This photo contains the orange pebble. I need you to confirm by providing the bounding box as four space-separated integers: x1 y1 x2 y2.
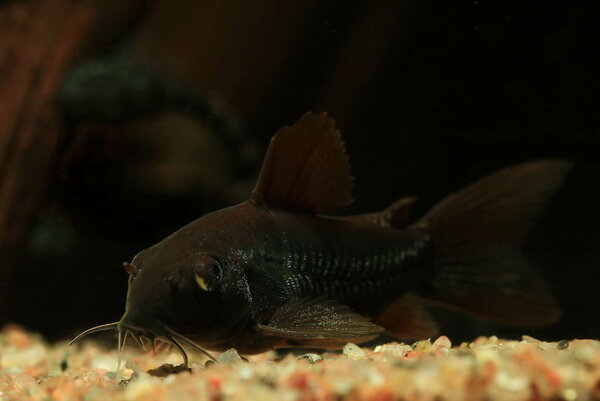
545 368 562 388
6 328 33 349
405 351 424 359
288 371 310 390
207 375 222 392
368 387 397 401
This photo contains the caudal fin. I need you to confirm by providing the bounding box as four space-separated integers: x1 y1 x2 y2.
414 160 572 326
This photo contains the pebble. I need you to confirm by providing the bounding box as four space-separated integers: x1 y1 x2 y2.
298 353 322 363
237 365 253 379
374 343 412 357
412 339 433 352
217 349 244 365
433 336 452 349
3 327 600 401
343 343 366 359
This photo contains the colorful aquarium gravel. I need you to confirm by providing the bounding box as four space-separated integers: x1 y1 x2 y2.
2 325 600 401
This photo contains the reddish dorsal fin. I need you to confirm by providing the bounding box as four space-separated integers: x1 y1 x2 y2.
252 113 354 213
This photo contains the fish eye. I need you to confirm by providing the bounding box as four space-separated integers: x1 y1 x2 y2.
194 255 222 291
210 261 222 279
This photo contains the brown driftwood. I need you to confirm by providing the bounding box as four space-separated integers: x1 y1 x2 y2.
0 0 151 320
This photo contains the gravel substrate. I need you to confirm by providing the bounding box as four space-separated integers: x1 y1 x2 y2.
1 325 599 401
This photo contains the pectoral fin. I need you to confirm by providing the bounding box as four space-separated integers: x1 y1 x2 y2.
256 298 383 344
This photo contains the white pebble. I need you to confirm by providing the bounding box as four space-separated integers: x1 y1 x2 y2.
374 343 412 357
238 365 253 379
433 336 452 349
343 343 366 359
298 353 322 363
217 348 244 365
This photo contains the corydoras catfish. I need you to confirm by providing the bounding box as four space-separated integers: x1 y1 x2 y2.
71 113 571 365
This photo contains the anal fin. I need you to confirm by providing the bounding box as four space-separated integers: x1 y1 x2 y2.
373 293 438 340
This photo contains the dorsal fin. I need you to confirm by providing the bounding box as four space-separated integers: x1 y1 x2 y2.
252 113 354 213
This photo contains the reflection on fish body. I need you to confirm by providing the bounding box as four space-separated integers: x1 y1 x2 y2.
71 113 572 364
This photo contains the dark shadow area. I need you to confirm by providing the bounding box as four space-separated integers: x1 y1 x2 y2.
0 0 598 345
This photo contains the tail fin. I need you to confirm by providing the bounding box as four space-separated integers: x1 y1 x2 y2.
414 160 572 326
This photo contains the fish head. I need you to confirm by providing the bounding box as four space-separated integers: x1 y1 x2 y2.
119 206 255 347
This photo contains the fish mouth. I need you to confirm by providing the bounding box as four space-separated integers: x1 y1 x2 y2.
68 316 217 367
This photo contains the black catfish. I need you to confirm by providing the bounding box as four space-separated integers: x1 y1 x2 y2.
71 113 571 364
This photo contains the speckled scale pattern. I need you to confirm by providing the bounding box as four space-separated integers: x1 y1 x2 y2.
277 233 431 304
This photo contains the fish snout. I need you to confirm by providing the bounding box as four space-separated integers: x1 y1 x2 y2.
118 310 167 338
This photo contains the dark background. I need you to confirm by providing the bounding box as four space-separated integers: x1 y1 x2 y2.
0 0 598 344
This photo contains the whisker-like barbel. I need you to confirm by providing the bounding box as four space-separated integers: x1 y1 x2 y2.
116 329 128 371
132 333 147 351
166 336 189 366
68 322 119 346
164 326 218 362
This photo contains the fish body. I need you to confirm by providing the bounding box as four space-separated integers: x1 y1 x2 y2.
124 200 430 353
72 113 572 361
